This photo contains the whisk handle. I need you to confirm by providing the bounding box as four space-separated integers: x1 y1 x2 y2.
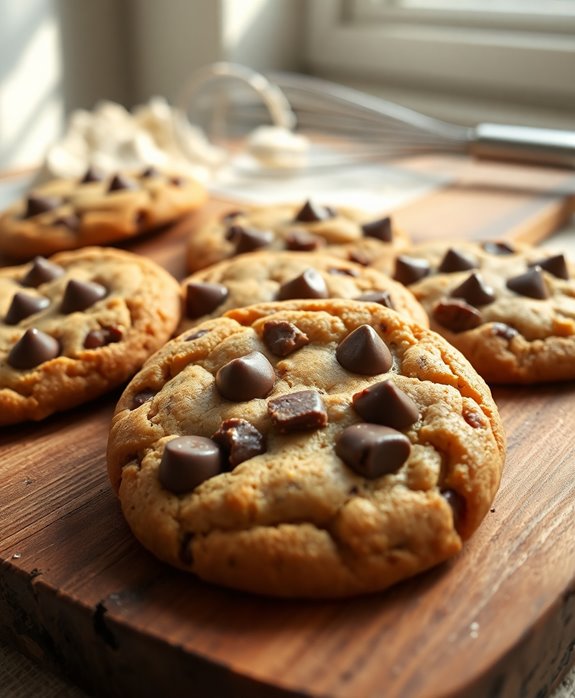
471 123 575 168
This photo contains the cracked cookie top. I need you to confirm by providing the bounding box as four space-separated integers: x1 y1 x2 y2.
107 299 504 598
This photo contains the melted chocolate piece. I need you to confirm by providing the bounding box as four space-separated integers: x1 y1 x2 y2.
293 200 334 223
394 256 431 286
185 282 228 319
23 194 61 219
491 322 518 341
21 257 65 287
352 380 419 430
131 389 156 409
7 328 60 369
53 213 81 231
506 267 548 299
285 230 325 251
335 424 411 479
108 174 137 192
482 241 515 256
215 351 275 401
226 225 273 254
433 299 482 333
158 436 222 494
441 489 466 531
450 272 495 307
361 216 392 242
438 248 477 273
336 325 392 375
277 268 328 300
268 390 328 433
61 279 107 313
262 320 309 357
354 290 394 309
5 293 50 324
81 167 104 183
529 254 569 280
212 418 265 468
84 325 123 348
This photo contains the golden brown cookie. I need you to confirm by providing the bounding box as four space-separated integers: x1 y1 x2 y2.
107 299 505 598
0 167 206 260
179 250 428 332
186 201 409 273
389 240 575 383
0 247 181 424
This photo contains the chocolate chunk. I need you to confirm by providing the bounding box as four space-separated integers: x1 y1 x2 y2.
361 216 392 242
491 322 518 340
335 424 411 479
21 257 65 287
293 200 334 223
53 213 81 231
84 325 123 348
328 267 359 277
268 390 328 433
185 282 228 319
336 325 392 375
170 176 184 187
262 320 309 357
23 194 61 219
222 210 243 222
352 380 419 430
7 328 60 369
212 418 265 468
185 328 210 342
81 167 104 183
438 248 477 273
285 229 325 251
131 389 156 409
394 256 431 286
482 241 515 256
529 254 569 280
450 272 495 307
5 293 50 324
433 299 482 333
141 166 160 178
226 225 273 254
348 250 370 266
277 268 328 300
441 489 466 530
61 279 107 313
158 436 222 494
463 409 485 429
354 290 394 309
216 351 275 401
506 267 548 299
108 174 137 192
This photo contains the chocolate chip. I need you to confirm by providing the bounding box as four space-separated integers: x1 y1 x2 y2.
268 390 328 433
81 167 104 183
185 329 210 342
5 293 50 324
482 241 515 255
216 351 275 401
529 254 569 280
354 290 394 309
441 489 466 531
226 225 273 254
222 210 243 222
394 256 431 285
108 174 137 192
328 267 359 277
84 325 123 348
361 216 392 242
491 322 518 340
141 166 160 178
170 176 184 187
335 424 411 479
262 320 309 357
450 272 495 307
285 230 325 251
61 279 107 313
352 380 419 430
185 282 228 319
506 267 548 299
348 250 370 266
463 409 485 428
23 194 61 219
336 325 392 375
158 436 222 494
293 200 334 223
212 418 265 468
21 257 65 287
433 299 482 333
131 389 156 409
438 248 477 273
277 268 328 300
7 328 60 369
53 213 81 231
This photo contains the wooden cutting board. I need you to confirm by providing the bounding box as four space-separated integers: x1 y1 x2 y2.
1 156 575 698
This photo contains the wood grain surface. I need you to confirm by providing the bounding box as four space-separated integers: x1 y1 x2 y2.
1 156 575 698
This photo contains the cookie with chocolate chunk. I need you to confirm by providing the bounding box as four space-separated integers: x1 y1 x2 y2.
185 201 409 273
0 167 206 260
0 247 180 424
389 241 575 383
179 250 428 332
107 298 504 598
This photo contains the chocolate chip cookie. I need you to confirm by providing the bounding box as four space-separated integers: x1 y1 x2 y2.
179 250 428 332
0 247 181 424
0 167 206 260
390 241 575 383
186 201 409 273
107 299 505 598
